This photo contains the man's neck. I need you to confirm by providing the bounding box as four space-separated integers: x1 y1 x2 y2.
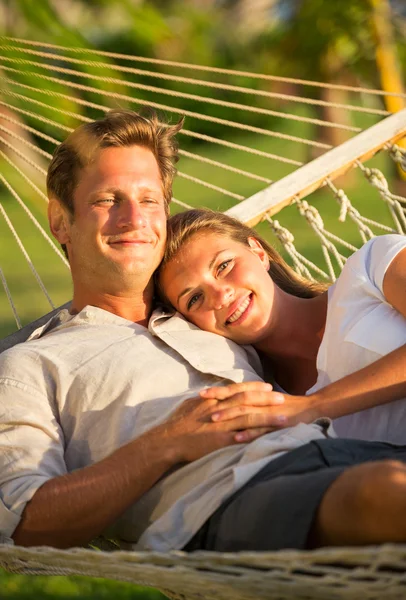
70 288 154 326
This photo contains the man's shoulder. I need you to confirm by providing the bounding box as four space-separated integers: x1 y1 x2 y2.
0 302 72 355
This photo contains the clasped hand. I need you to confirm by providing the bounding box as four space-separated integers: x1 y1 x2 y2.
200 381 319 443
164 381 319 463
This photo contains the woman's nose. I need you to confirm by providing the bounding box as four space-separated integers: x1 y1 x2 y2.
211 285 234 310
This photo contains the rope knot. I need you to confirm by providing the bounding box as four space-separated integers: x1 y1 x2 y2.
389 144 406 170
365 167 389 192
269 219 295 244
297 199 324 230
334 188 351 222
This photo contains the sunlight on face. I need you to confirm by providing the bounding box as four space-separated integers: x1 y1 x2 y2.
160 232 276 345
65 145 167 292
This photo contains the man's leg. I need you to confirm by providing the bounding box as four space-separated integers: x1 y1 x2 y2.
184 439 406 553
310 459 406 547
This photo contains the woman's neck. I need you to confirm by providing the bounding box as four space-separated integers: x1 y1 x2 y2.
254 289 328 394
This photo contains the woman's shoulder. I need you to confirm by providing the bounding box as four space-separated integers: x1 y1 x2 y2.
345 234 406 285
332 234 406 296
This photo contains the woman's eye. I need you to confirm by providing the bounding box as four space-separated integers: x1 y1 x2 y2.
187 293 201 310
218 260 232 273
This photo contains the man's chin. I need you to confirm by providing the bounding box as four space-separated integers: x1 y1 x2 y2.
106 256 161 279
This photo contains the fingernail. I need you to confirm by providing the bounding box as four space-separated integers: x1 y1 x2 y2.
264 383 273 389
273 394 285 405
277 415 287 424
200 389 209 396
211 413 220 421
235 432 245 442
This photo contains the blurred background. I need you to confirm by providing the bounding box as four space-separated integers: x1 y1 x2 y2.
0 0 405 597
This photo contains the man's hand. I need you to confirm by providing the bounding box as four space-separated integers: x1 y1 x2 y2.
200 382 319 443
161 389 275 463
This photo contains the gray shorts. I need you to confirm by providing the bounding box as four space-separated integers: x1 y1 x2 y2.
184 438 406 552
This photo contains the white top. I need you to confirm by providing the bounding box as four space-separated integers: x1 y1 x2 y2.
307 234 406 444
0 305 333 551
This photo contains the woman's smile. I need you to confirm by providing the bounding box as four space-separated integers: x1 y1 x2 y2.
160 232 275 344
225 293 253 326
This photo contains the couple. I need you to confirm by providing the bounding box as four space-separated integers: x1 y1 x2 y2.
0 108 405 554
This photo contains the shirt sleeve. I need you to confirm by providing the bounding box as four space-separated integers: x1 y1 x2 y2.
367 234 406 293
346 234 406 298
0 347 67 539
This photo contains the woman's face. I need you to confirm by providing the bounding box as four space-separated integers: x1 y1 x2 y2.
160 232 277 344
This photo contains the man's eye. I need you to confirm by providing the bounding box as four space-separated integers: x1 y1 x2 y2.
187 293 201 310
96 198 115 205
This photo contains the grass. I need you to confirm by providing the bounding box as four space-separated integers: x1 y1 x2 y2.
0 570 166 599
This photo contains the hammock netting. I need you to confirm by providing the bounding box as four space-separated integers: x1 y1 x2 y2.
0 35 406 599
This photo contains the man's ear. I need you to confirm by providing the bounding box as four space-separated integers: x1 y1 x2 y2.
248 237 270 271
48 198 71 245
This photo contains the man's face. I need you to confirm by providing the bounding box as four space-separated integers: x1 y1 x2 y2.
63 145 167 292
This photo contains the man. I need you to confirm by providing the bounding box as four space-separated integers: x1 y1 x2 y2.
1 108 406 553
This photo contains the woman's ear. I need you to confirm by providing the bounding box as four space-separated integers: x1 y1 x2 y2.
48 198 71 245
248 237 270 270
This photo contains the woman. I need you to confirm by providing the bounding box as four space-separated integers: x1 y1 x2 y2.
158 208 406 444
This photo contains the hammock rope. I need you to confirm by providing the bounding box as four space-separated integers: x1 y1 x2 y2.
0 266 21 329
1 64 331 153
0 100 275 184
0 77 305 166
0 156 69 266
3 35 406 100
0 51 363 132
0 51 390 121
0 113 261 203
2 543 406 600
0 197 54 309
0 134 47 176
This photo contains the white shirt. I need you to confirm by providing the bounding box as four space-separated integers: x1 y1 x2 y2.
307 234 406 443
0 305 333 551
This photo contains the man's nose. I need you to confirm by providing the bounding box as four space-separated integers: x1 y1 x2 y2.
117 201 146 229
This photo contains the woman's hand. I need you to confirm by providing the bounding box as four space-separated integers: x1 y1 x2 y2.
200 381 320 443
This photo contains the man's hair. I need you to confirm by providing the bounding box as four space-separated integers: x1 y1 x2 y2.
47 107 184 214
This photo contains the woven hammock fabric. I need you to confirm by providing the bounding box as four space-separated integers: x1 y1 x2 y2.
1 543 406 600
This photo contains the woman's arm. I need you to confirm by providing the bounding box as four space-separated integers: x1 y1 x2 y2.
200 344 405 440
201 247 406 439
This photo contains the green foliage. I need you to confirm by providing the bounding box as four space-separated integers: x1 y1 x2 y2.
0 568 166 599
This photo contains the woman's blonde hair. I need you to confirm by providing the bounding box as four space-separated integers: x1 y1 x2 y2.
158 208 328 302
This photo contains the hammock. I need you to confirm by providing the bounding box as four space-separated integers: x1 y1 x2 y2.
1 35 406 599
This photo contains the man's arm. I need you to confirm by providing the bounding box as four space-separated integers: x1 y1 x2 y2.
12 394 269 548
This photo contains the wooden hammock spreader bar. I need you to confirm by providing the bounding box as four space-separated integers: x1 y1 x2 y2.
226 109 406 227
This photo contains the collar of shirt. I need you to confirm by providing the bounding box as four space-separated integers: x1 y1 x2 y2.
28 304 264 384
